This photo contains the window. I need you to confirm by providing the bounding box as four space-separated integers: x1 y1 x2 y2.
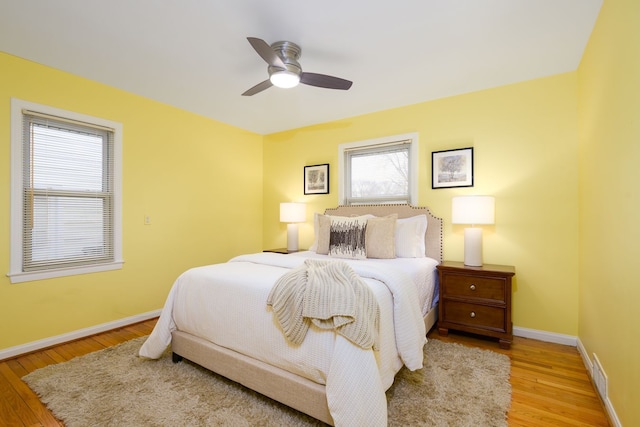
338 133 418 205
9 99 123 283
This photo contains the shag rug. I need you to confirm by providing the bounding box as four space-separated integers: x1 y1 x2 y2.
23 337 511 426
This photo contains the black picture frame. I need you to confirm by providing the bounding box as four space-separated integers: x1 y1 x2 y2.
304 164 330 195
432 147 474 189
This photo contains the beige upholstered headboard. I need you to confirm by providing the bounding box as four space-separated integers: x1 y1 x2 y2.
324 204 443 263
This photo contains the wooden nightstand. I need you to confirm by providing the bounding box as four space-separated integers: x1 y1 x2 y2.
437 261 515 349
263 248 300 254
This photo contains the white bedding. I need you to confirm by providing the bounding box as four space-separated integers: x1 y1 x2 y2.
139 252 438 426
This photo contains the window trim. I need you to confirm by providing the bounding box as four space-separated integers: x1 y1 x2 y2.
8 98 124 283
338 132 419 205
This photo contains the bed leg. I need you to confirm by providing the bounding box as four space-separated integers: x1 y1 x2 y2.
172 352 183 363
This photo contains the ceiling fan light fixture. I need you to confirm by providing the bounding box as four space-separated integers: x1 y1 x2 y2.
270 70 300 88
243 37 352 96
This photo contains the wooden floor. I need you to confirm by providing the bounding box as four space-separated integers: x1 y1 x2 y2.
0 319 610 427
428 329 611 427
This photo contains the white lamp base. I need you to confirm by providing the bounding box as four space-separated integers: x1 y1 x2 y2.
287 223 299 252
463 227 483 267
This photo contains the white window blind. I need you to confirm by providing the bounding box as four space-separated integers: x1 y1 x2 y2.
339 133 418 205
22 111 114 271
9 98 123 283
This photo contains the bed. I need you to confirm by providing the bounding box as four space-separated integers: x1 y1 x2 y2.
139 204 443 426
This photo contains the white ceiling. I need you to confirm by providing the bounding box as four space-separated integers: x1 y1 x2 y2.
0 1 602 135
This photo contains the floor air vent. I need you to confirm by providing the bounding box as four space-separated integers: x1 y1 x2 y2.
592 353 608 401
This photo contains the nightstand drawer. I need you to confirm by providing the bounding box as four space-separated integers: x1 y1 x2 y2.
442 300 506 331
441 274 506 303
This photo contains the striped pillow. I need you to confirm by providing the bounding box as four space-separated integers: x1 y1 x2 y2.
328 216 368 259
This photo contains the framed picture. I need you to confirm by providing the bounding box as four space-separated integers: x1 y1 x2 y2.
432 147 474 189
304 163 330 194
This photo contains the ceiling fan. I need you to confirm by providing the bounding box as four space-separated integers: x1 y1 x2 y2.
242 37 353 96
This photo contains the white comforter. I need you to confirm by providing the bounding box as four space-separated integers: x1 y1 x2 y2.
139 252 435 426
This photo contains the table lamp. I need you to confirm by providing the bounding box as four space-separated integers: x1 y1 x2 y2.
280 202 306 252
452 196 495 266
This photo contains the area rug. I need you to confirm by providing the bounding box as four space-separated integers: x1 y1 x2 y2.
23 337 511 426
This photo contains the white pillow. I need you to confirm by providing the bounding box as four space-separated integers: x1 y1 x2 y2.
395 215 428 258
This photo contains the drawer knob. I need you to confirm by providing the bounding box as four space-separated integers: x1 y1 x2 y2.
469 284 476 291
470 311 476 318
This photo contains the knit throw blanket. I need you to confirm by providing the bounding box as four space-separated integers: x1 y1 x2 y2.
267 259 380 350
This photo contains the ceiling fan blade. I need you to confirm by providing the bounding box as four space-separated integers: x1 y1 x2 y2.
242 79 273 96
247 37 286 69
300 72 353 90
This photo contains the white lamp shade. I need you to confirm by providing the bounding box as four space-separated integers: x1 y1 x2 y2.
280 202 306 223
280 202 305 252
452 196 495 225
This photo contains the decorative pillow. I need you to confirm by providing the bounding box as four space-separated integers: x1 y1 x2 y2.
395 214 428 258
311 213 374 254
328 216 368 259
309 212 320 252
315 214 332 254
365 214 397 259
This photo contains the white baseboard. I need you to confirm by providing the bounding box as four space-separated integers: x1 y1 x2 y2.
577 337 592 372
513 326 577 346
0 309 161 361
577 338 622 427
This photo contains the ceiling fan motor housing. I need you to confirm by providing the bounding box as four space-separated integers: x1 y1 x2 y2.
269 41 302 77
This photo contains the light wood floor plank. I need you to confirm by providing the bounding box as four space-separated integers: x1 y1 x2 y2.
0 362 62 427
0 370 33 427
91 332 122 348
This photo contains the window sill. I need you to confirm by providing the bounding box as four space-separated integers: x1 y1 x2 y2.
7 260 125 284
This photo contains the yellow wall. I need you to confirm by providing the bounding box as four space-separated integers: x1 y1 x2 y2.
264 72 580 335
0 52 264 350
578 0 640 424
4 7 637 420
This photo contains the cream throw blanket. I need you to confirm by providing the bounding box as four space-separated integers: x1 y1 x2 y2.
267 259 380 350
